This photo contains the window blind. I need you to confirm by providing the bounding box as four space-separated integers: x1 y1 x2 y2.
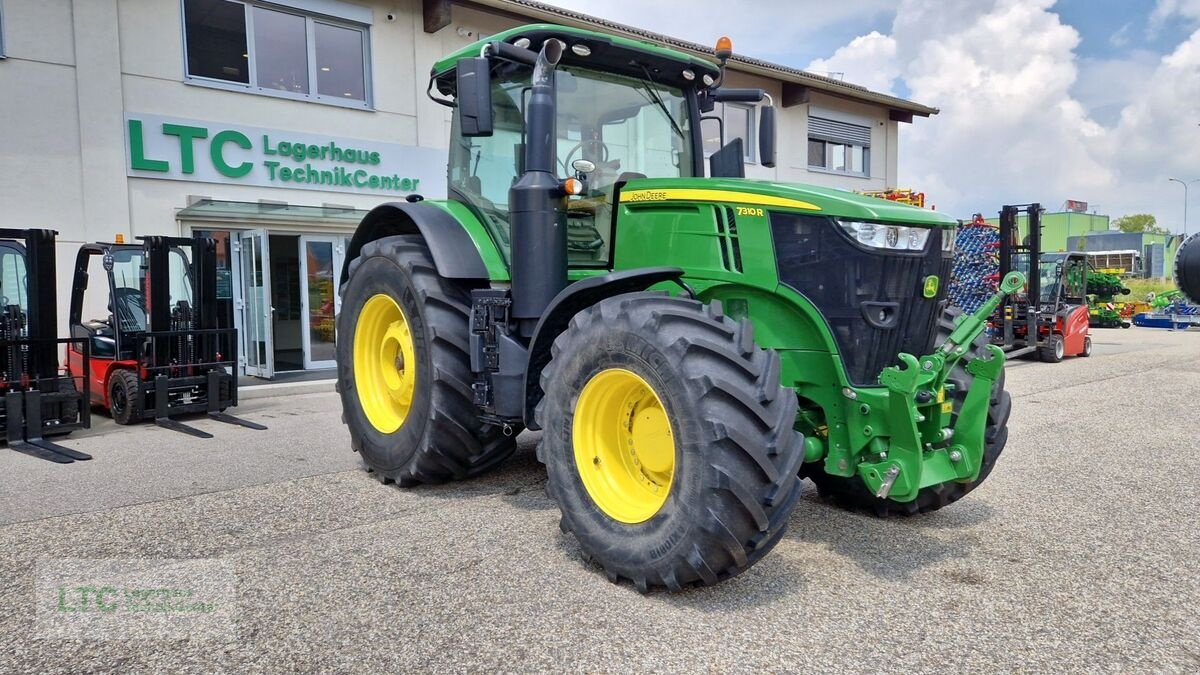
808 116 871 147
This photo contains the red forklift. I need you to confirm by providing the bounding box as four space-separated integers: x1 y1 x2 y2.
992 204 1092 362
66 235 266 438
0 229 92 463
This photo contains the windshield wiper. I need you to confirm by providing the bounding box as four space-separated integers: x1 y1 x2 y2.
637 64 686 141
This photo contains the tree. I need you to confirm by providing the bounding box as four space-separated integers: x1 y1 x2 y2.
1113 213 1170 235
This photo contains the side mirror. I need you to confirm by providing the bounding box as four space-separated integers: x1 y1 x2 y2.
456 58 493 137
759 105 776 168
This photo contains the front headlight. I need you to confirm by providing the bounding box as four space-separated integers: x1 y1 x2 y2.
942 226 957 254
837 220 931 251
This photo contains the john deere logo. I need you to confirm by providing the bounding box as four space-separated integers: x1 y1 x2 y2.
923 275 939 298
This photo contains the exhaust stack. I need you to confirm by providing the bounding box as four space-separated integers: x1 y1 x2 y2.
508 39 566 336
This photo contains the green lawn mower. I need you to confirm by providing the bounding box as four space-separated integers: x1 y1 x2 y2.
336 25 1022 591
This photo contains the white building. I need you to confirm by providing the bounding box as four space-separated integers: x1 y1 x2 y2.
0 0 938 377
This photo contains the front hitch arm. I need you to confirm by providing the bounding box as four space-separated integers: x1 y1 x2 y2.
940 271 1025 365
857 271 1025 502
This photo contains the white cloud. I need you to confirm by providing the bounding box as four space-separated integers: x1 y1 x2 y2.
811 0 1200 228
1110 21 1132 48
1072 50 1159 126
1104 29 1200 218
806 31 899 93
1150 0 1200 29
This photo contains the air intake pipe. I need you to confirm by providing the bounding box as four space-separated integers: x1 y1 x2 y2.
508 38 565 336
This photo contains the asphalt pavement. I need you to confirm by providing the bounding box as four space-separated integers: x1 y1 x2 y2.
1 327 1197 672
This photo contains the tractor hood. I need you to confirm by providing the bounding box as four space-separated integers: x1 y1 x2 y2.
618 178 956 227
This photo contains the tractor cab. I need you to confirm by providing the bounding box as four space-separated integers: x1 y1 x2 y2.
67 236 264 436
435 25 778 287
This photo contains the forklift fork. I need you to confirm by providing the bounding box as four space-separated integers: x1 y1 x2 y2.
146 371 267 437
204 370 267 430
150 373 213 438
5 390 91 463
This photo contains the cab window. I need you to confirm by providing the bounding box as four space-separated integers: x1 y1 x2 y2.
0 246 28 314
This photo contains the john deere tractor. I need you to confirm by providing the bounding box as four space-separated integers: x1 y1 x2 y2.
336 25 1021 591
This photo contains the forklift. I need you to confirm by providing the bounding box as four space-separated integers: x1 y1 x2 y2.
0 229 92 463
66 235 266 438
992 204 1092 362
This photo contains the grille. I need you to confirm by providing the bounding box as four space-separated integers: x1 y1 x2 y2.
770 212 950 385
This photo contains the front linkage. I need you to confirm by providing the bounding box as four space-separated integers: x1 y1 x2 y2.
822 272 1026 503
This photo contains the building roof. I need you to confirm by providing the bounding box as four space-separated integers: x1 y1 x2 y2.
460 0 939 117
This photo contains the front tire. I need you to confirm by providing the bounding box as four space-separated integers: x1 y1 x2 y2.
1039 334 1065 362
537 294 804 591
109 369 142 425
806 307 1012 516
336 236 515 486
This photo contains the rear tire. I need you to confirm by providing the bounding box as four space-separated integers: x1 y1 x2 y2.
336 235 515 486
537 294 804 591
805 307 1012 516
1039 334 1064 363
109 369 142 425
1081 336 1093 357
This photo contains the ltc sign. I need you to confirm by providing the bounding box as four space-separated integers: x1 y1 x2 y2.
124 113 446 198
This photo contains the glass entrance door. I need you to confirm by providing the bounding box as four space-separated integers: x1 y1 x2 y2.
299 236 344 369
238 229 275 378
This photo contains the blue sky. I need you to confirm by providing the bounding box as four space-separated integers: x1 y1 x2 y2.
543 0 1200 228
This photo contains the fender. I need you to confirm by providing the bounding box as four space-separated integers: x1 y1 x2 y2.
340 201 489 285
522 267 685 429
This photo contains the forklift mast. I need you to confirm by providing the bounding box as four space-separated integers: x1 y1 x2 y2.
141 235 220 365
0 228 92 463
998 204 1042 347
0 229 60 379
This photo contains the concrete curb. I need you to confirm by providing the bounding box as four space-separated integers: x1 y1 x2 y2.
239 379 336 400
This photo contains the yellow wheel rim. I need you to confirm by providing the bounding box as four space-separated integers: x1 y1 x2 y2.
572 368 676 523
354 294 417 434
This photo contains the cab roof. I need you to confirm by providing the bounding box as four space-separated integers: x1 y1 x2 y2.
431 23 721 89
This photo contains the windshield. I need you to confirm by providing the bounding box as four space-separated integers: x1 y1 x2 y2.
1037 259 1060 305
109 247 195 332
1038 254 1085 304
448 63 694 263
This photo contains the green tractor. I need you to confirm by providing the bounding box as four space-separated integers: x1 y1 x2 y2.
336 25 1022 591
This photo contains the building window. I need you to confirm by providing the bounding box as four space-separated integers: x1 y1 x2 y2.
702 103 756 162
808 115 871 177
182 0 371 108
